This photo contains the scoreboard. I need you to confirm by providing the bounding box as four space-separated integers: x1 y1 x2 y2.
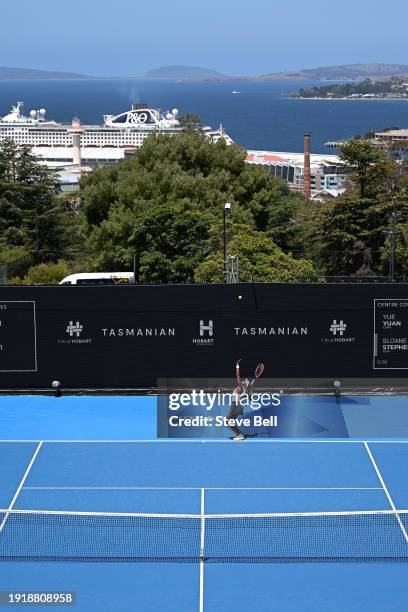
0 301 37 372
374 299 408 369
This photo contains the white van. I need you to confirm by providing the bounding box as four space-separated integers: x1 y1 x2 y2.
59 272 135 286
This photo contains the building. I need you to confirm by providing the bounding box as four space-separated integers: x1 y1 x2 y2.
55 167 93 194
310 188 346 202
246 150 346 194
374 129 408 144
33 145 129 167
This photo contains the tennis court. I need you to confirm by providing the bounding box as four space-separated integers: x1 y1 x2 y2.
1 425 408 611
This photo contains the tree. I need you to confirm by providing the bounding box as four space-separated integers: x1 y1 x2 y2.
313 196 374 275
81 133 298 237
339 139 393 199
9 260 72 285
305 138 408 277
0 139 71 259
311 148 408 277
178 113 202 132
380 222 408 279
195 228 317 283
90 202 214 283
80 132 307 281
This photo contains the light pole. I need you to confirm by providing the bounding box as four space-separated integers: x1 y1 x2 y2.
34 199 39 254
223 202 231 281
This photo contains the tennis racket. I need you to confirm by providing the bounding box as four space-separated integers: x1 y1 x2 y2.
250 363 265 386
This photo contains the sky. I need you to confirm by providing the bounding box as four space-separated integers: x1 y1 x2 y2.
1 0 407 77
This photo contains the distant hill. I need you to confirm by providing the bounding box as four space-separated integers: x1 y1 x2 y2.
0 66 91 80
260 63 408 81
145 65 228 79
3 62 407 82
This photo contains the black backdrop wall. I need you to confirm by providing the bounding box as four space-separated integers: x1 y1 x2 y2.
1 284 408 390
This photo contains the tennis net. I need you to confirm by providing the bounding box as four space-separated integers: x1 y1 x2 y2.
0 508 408 563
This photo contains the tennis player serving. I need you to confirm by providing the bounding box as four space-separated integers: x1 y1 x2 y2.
227 359 264 441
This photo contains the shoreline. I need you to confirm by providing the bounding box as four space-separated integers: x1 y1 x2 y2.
291 96 408 101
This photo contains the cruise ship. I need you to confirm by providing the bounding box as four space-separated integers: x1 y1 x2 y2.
0 101 233 166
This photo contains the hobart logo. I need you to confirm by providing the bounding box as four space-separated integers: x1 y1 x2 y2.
194 320 214 346
330 320 347 336
200 320 213 337
58 320 92 345
321 319 354 344
66 321 83 337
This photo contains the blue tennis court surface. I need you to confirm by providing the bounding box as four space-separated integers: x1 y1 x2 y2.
0 439 408 610
1 396 408 610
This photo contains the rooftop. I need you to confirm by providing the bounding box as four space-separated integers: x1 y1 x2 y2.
375 129 408 138
247 150 342 168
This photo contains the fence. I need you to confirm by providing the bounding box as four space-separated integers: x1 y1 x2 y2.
1 283 408 390
0 254 34 284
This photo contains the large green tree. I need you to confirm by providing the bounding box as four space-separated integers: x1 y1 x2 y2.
91 201 214 283
0 139 73 260
313 195 377 275
82 133 301 236
195 228 317 283
311 141 408 277
339 139 394 199
81 132 310 282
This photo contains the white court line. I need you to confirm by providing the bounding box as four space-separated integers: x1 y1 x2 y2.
2 508 407 519
0 441 43 533
1 439 408 444
22 486 383 491
199 488 205 612
364 442 408 544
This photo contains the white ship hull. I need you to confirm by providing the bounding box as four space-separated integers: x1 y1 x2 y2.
0 102 233 161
